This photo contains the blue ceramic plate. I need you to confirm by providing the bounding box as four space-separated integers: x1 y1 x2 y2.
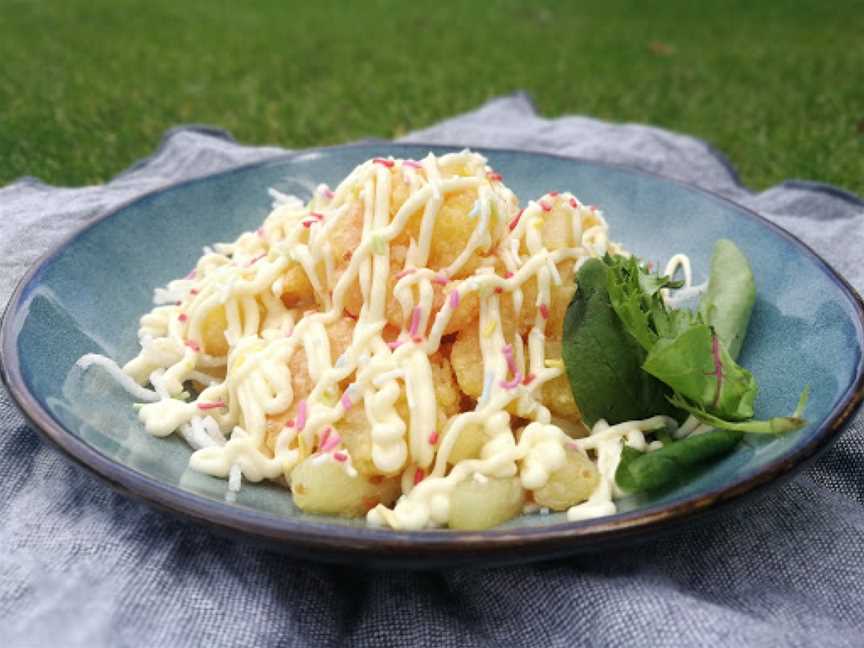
3 144 863 567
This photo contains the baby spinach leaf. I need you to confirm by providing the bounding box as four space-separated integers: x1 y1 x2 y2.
642 324 757 421
615 429 744 493
699 239 755 360
562 258 679 426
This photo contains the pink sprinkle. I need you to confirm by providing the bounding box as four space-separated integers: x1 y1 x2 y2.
409 306 423 337
449 291 460 310
197 400 225 411
539 200 552 212
387 339 404 350
402 160 423 170
296 400 308 431
185 340 201 352
523 372 535 385
566 441 580 451
414 468 425 485
256 227 265 238
285 419 295 428
500 371 523 390
301 213 325 228
245 253 265 267
321 432 342 453
333 452 348 462
569 197 580 209
428 431 439 445
320 186 335 199
373 158 394 168
508 208 524 231
589 205 598 212
189 288 199 295
502 344 518 375
487 171 503 182
412 336 424 344
495 287 503 294
539 303 550 320
340 392 353 410
185 269 197 280
395 267 416 279
504 271 514 279
319 426 331 449
178 313 188 323
548 191 559 197
432 272 449 286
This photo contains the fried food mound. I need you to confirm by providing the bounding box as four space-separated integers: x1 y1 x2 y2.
125 151 623 530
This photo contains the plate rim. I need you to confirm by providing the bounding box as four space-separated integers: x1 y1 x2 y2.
3 142 864 561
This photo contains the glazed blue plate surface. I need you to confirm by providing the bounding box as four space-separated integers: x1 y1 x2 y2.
3 143 863 567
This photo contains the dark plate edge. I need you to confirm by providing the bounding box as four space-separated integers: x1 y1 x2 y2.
2 142 864 564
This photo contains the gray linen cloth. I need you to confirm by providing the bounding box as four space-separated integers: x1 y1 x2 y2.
2 94 864 647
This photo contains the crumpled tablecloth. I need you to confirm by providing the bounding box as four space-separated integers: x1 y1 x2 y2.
2 93 863 647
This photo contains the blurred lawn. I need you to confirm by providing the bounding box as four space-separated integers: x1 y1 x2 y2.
1 0 862 193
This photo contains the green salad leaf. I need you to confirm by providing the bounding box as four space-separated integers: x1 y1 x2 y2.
668 386 809 434
642 324 758 421
562 239 808 494
562 258 679 427
606 254 687 351
698 239 756 360
615 429 744 493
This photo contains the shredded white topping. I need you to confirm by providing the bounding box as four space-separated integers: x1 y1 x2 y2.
76 354 160 402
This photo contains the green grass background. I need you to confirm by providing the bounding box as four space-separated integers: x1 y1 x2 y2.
1 0 862 193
